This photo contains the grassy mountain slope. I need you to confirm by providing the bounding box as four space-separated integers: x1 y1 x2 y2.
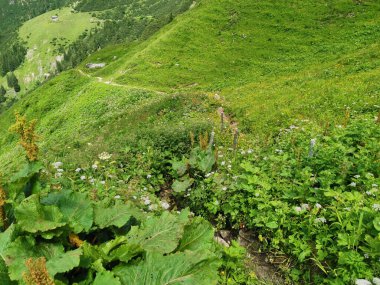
0 7 97 92
90 0 380 133
1 0 380 173
0 0 71 48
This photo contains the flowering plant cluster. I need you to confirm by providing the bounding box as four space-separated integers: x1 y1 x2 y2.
171 115 379 284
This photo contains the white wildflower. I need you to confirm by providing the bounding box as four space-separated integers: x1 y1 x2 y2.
52 162 63 169
228 164 232 168
373 184 378 188
354 175 361 179
132 196 137 199
148 204 158 211
294 206 302 213
218 154 224 158
275 149 283 154
314 217 327 224
301 203 310 211
309 138 316 157
241 150 246 155
89 178 95 184
114 195 121 199
75 168 81 172
55 173 62 178
289 125 298 130
142 196 151 205
147 174 152 179
161 201 170 210
247 149 253 154
373 204 380 212
80 175 86 180
364 253 369 259
100 181 106 185
315 203 322 209
92 164 98 170
355 279 372 285
349 182 356 187
98 152 112 160
221 161 226 166
222 187 227 191
205 173 212 178
57 168 64 173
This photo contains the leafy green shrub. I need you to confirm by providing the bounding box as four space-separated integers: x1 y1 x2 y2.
0 187 220 284
164 114 380 284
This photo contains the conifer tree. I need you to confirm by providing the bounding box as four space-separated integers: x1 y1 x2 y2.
0 85 6 103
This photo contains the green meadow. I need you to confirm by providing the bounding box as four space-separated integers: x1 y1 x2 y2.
0 1 379 283
0 7 97 93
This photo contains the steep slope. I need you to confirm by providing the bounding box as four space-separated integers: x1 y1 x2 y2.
1 0 380 173
90 0 380 133
0 7 98 92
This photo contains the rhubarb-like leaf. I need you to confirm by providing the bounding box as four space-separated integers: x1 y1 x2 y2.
3 236 63 281
42 190 93 233
126 209 189 254
14 195 65 233
94 271 121 285
177 217 214 252
46 248 82 276
113 251 219 285
94 201 140 229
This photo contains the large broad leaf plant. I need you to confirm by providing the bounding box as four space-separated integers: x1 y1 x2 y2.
0 184 219 284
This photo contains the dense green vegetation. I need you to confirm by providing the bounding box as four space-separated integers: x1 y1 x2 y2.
58 0 193 72
0 0 379 284
0 0 71 74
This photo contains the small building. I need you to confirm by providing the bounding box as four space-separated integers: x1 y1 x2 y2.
86 63 106 69
51 15 59 22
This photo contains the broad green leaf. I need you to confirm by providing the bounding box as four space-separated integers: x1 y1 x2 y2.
14 195 65 233
10 162 43 183
265 221 278 229
3 236 63 281
42 190 93 233
108 243 143 263
0 225 18 284
80 242 106 268
46 248 82 277
113 251 219 285
127 210 189 254
171 159 188 176
87 237 143 264
94 271 121 285
0 259 14 285
178 217 214 252
172 177 193 193
374 217 380 231
94 201 139 229
7 162 43 200
0 224 17 256
197 150 216 173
